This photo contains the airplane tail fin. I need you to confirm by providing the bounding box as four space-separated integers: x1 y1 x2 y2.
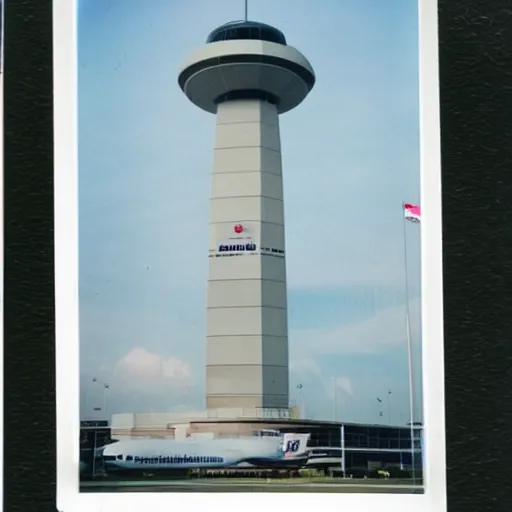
282 433 310 458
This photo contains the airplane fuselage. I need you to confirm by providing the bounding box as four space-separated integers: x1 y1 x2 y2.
103 434 309 472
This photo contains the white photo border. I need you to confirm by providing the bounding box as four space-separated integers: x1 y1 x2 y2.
0 9 4 503
54 0 446 510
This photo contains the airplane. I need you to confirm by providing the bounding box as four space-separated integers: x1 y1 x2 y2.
102 432 310 472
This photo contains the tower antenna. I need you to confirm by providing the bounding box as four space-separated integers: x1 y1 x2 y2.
244 0 248 21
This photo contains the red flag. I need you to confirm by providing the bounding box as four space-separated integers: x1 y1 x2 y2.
403 203 421 223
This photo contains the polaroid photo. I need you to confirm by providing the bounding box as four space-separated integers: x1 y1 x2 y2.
54 0 446 510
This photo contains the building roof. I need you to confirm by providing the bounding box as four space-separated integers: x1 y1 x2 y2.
190 417 422 430
108 411 422 431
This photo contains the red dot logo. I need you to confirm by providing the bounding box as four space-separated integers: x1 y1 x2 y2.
234 224 243 234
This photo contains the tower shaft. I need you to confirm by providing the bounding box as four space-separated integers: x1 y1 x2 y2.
206 99 289 411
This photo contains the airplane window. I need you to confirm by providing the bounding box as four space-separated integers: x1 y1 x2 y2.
116 454 123 460
126 455 133 461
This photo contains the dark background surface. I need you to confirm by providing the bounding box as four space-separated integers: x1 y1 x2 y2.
3 0 512 511
438 3 512 511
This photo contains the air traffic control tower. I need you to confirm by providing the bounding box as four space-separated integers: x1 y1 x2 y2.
179 21 315 414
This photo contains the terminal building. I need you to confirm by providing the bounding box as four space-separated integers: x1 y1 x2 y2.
80 410 423 478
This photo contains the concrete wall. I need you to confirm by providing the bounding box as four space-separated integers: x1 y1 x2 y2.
188 421 287 437
206 99 289 410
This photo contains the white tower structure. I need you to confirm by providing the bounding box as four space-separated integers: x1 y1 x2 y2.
179 21 315 414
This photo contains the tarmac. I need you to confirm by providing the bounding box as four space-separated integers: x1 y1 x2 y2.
80 479 425 494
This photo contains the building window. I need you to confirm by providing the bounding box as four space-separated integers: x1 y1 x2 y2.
207 22 287 46
369 437 380 448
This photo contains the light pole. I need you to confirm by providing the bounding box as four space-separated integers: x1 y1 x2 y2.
296 384 304 419
376 397 383 423
103 383 110 422
90 377 98 420
91 429 97 479
387 389 392 425
83 385 89 420
91 377 110 420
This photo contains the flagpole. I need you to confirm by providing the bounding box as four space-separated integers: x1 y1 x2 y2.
402 202 416 485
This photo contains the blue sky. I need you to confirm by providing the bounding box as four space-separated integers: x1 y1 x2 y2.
78 0 422 425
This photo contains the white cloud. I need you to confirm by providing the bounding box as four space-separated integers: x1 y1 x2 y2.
290 357 324 381
292 297 421 356
80 348 198 418
116 347 192 384
334 376 353 396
